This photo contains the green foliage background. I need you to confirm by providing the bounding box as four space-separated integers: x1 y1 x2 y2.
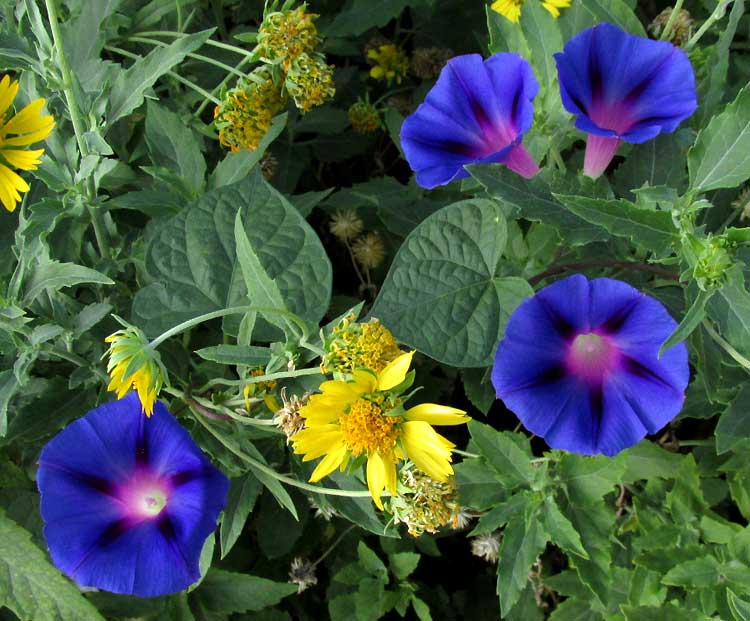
3 0 750 619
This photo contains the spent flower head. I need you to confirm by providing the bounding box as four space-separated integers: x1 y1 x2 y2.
649 7 695 46
471 533 501 564
410 47 454 80
292 351 470 509
273 387 310 441
348 101 381 134
285 53 336 113
104 320 167 416
389 466 462 537
321 315 402 375
256 3 319 71
0 75 55 212
289 557 318 593
329 208 365 241
352 232 386 270
214 71 287 152
367 44 409 85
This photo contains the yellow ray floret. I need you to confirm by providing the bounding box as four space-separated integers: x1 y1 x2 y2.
291 351 469 509
0 74 55 213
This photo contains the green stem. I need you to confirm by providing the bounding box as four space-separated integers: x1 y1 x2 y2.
148 305 309 349
188 404 374 498
196 366 322 392
45 348 109 382
702 319 750 372
105 45 221 104
685 0 734 51
660 0 685 41
127 36 249 80
452 448 479 459
45 0 111 260
135 30 255 58
678 439 714 447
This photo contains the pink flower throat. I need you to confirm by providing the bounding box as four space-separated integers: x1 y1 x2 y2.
565 332 620 382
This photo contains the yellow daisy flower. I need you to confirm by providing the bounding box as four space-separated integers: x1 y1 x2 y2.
490 0 571 22
291 351 470 509
104 324 166 416
0 75 55 213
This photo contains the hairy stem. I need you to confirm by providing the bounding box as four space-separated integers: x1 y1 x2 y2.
528 261 679 288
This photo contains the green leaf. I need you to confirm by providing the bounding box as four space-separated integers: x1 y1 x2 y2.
553 194 677 252
132 171 331 337
662 556 721 588
621 441 682 483
469 165 608 246
22 261 113 305
326 0 411 36
370 198 533 367
357 541 388 580
195 345 271 367
689 85 750 192
659 289 713 356
193 569 297 614
580 0 645 35
454 458 507 511
145 101 206 194
234 210 289 333
0 511 104 621
520 2 562 102
557 453 626 506
542 497 588 559
728 588 750 621
468 422 534 488
707 266 750 357
622 604 713 621
220 473 262 559
471 491 531 536
389 552 420 580
497 515 548 616
208 114 288 189
716 384 750 454
107 30 214 125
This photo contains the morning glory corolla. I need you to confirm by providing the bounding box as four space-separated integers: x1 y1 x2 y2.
554 23 697 178
401 53 540 189
492 275 690 456
37 393 229 597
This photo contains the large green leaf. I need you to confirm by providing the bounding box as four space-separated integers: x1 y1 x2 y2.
707 266 750 357
21 261 114 305
145 101 206 194
219 473 262 559
469 165 608 246
132 171 332 336
325 0 412 36
520 2 562 102
0 512 104 621
370 198 533 367
716 384 750 455
553 194 677 252
192 569 297 614
106 30 213 125
468 422 534 489
689 85 750 192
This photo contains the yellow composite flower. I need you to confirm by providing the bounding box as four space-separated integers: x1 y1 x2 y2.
0 75 55 212
490 0 571 22
291 352 470 509
104 326 166 416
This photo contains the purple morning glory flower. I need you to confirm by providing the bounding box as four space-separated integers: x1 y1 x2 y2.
400 53 540 189
554 23 697 179
37 393 229 597
491 275 689 456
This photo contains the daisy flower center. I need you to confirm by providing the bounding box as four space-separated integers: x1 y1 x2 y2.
340 398 400 456
566 332 620 382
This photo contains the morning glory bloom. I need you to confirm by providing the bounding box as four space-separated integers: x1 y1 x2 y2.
491 275 689 456
37 393 229 597
554 23 697 179
400 53 540 189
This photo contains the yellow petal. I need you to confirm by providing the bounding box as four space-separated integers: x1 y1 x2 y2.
4 123 55 147
4 99 52 135
309 440 347 482
318 379 361 403
293 426 345 460
404 403 470 426
377 351 414 391
401 420 455 481
366 452 388 510
0 76 18 119
0 163 26 212
351 369 377 394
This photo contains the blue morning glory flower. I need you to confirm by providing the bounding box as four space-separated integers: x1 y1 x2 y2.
491 275 689 456
554 23 697 179
37 393 229 597
400 53 540 189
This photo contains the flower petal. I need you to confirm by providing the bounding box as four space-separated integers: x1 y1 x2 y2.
1 148 44 171
378 351 414 391
0 75 19 119
293 426 345 461
366 452 388 510
404 403 470 426
308 440 347 482
401 421 454 481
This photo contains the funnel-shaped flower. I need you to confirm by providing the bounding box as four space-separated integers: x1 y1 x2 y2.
491 275 689 456
37 393 229 597
401 53 540 189
554 23 697 179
